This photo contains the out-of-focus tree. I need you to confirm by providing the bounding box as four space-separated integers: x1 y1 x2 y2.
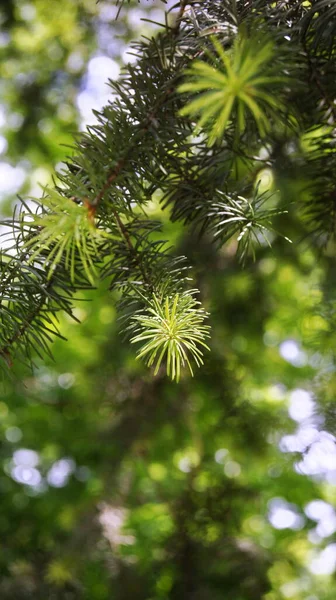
0 1 336 599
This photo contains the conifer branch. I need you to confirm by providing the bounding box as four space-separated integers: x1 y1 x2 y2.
2 0 336 378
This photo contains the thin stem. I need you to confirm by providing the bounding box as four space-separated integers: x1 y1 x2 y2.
92 158 126 207
172 0 190 33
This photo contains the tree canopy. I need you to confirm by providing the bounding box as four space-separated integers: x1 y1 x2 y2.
0 1 336 598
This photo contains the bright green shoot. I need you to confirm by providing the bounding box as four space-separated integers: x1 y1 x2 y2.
130 292 210 382
23 189 104 284
179 31 289 145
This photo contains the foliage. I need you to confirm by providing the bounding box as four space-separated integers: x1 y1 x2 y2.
206 184 292 263
0 0 319 379
22 190 106 284
0 1 336 599
130 291 210 380
179 31 291 145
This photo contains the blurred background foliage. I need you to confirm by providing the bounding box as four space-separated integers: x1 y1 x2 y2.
0 1 336 599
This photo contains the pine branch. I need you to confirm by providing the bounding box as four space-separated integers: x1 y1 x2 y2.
0 9 209 377
2 0 336 378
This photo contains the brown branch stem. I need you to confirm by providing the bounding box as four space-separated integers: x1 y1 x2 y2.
172 0 190 33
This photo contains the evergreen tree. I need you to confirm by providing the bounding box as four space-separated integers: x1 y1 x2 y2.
1 2 336 597
2 0 336 382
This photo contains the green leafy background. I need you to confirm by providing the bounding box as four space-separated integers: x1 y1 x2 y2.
0 1 336 599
